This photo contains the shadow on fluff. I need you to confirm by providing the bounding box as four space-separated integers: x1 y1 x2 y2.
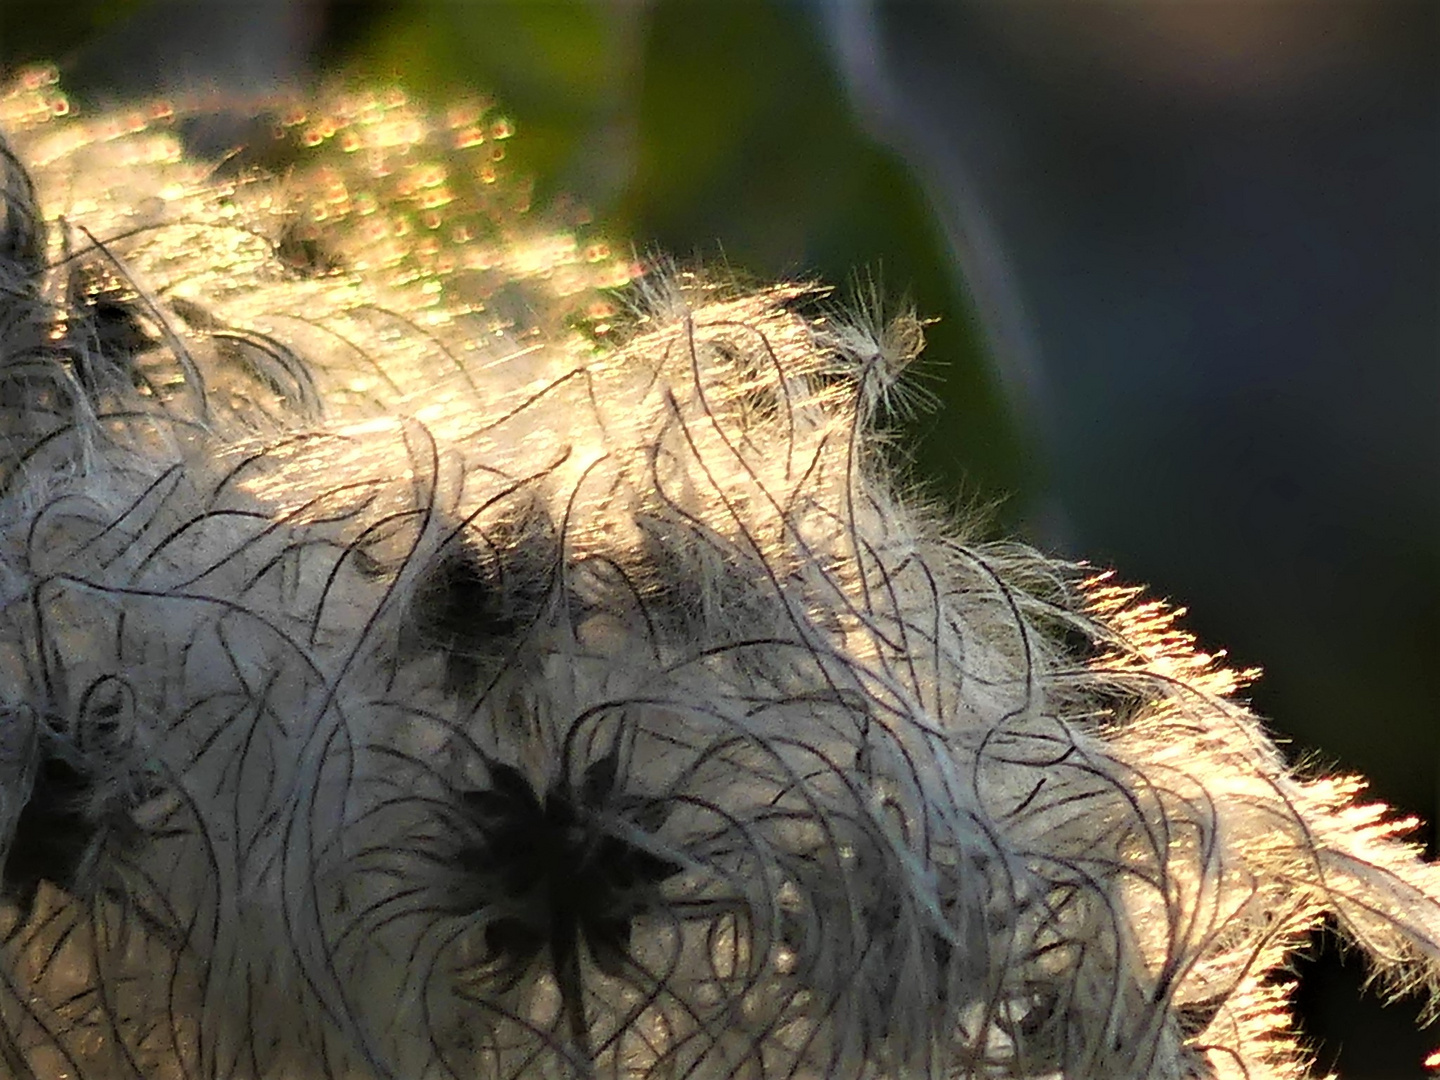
0 68 1437 1080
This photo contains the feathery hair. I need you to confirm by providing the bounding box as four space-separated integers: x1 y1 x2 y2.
0 69 1437 1080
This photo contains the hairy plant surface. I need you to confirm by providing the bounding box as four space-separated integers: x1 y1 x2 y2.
0 69 1437 1080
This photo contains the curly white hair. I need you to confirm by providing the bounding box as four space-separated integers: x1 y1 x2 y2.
0 70 1436 1080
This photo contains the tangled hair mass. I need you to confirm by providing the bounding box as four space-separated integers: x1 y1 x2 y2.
0 69 1437 1080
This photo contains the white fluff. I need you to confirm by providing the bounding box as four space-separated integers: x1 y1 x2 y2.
0 69 1436 1080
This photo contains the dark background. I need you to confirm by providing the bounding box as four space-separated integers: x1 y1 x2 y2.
3 2 1436 1074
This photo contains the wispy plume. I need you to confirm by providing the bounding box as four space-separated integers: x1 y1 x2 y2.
0 69 1435 1079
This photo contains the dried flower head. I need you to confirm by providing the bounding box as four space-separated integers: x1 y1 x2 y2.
0 69 1436 1080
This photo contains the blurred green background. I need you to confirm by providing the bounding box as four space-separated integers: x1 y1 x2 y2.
3 2 1436 1075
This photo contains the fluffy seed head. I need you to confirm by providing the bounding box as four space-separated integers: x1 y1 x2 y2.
0 68 1437 1080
